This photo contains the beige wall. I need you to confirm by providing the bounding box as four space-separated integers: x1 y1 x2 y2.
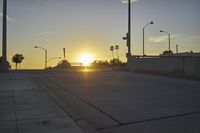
128 56 200 77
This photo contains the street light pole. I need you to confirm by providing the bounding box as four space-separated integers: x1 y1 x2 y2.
123 0 132 58
1 0 9 72
34 46 48 69
143 21 153 56
128 0 131 56
160 30 171 51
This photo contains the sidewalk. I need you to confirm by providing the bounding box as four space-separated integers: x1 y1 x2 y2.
0 73 84 133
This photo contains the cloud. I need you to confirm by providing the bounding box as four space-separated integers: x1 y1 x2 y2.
149 34 179 43
0 12 16 22
121 0 139 4
149 35 168 43
186 35 200 41
39 32 52 36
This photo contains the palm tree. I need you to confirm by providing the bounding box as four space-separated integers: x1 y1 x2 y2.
110 46 114 59
115 45 119 60
12 54 24 70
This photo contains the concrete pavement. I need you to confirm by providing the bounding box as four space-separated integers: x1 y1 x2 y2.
33 70 200 133
0 73 84 133
1 70 200 133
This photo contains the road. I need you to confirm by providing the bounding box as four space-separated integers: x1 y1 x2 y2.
33 70 200 133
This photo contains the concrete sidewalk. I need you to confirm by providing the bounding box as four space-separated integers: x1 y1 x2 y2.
0 73 84 133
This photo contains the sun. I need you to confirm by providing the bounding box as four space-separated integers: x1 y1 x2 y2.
79 54 94 66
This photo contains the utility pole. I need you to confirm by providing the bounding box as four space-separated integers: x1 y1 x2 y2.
1 0 9 72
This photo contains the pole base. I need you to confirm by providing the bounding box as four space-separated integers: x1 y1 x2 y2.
0 61 9 72
126 53 132 58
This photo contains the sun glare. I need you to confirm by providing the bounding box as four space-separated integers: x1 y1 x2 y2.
79 54 94 66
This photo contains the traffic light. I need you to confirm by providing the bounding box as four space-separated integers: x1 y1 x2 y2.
123 33 130 47
123 32 131 57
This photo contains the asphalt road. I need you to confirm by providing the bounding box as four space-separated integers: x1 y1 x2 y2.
33 70 200 133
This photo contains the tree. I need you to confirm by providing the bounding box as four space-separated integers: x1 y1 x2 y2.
53 59 71 69
0 56 11 69
91 60 109 67
161 50 173 56
115 45 119 60
110 58 125 66
12 54 24 70
110 46 114 59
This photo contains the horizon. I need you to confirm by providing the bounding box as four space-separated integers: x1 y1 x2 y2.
0 0 200 69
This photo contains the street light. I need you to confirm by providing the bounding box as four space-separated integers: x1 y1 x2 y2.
160 30 171 51
143 21 153 56
34 46 48 69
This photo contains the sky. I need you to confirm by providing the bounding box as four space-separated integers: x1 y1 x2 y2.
0 0 200 69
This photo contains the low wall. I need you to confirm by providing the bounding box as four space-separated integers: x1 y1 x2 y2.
185 58 200 76
127 56 200 77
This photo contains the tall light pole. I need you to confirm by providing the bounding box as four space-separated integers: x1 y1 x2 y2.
143 21 153 56
128 0 131 56
1 0 9 72
34 46 48 69
160 30 171 51
123 0 132 58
